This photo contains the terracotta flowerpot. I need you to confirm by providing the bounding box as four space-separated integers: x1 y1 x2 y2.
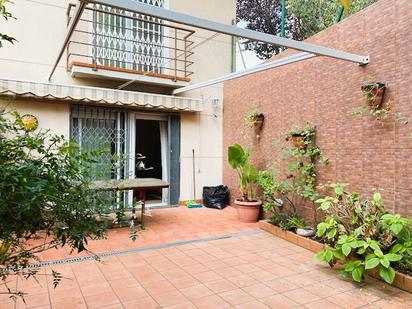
291 135 304 149
253 115 265 130
362 83 386 109
234 199 262 223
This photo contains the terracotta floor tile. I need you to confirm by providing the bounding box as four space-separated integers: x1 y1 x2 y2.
81 282 113 296
162 301 197 309
123 296 159 309
115 286 150 303
327 291 375 309
179 284 213 300
218 288 255 306
242 283 277 299
204 278 237 293
151 290 188 307
52 298 88 309
227 274 259 288
84 291 120 308
304 298 343 309
142 279 177 295
282 288 320 305
264 278 299 293
234 300 270 309
192 294 231 309
15 207 412 309
15 292 50 308
260 294 299 308
169 276 200 289
192 270 223 283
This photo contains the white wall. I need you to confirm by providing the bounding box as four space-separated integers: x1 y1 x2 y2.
0 0 236 202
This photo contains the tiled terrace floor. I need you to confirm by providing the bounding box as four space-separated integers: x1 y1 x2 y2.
2 206 412 308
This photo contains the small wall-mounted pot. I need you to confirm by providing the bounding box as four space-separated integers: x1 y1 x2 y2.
253 114 265 130
291 134 305 149
361 82 386 109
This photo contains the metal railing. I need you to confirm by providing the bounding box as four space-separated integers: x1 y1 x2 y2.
66 4 194 82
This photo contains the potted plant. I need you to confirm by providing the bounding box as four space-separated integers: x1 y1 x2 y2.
244 109 264 130
228 144 262 222
286 124 315 150
361 79 386 109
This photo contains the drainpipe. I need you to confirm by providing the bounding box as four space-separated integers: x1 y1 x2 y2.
335 6 344 23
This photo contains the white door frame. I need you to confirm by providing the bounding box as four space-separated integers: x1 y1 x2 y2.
127 112 169 207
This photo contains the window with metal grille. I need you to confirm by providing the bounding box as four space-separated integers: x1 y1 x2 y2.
70 105 127 181
90 0 165 73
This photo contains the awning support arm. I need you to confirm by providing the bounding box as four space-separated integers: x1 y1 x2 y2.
173 52 316 95
91 0 369 65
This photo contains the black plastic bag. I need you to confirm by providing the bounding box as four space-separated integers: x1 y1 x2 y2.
203 185 229 210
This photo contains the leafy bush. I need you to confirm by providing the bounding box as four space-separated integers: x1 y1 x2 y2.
269 212 305 232
0 111 111 298
315 183 412 284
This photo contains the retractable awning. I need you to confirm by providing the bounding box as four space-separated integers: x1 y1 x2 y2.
0 78 202 112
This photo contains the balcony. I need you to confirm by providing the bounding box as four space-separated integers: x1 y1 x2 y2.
66 3 195 88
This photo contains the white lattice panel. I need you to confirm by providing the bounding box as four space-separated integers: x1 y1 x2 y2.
90 0 165 73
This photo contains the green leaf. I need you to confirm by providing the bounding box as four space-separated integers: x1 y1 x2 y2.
379 266 396 284
386 253 402 262
391 223 404 235
365 258 380 270
380 257 390 268
228 144 247 169
352 267 363 282
316 223 327 237
327 227 337 239
342 243 352 256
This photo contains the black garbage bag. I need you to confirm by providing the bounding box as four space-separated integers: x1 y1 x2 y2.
203 185 229 210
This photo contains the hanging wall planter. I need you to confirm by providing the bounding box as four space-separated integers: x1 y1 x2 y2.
361 81 386 109
291 134 305 150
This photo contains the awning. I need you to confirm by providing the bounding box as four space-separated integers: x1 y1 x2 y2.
0 78 202 112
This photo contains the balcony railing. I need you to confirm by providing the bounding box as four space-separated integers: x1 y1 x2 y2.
66 4 195 83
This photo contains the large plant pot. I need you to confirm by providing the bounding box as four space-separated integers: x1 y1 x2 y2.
234 199 262 223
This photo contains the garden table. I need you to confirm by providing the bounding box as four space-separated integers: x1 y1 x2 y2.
91 178 169 227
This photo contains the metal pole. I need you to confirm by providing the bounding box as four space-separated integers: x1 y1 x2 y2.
91 0 369 65
335 6 344 23
173 52 316 95
280 0 286 38
47 0 87 81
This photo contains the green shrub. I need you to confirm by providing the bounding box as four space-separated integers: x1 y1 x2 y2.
0 111 112 298
315 183 412 284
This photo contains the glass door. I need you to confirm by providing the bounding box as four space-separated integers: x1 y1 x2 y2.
129 113 169 206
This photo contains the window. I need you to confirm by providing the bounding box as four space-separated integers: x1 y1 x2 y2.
70 105 127 180
90 0 165 73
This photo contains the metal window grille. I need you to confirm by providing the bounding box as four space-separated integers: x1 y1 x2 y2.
70 105 129 211
91 0 165 72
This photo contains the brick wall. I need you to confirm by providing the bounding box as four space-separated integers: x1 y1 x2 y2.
223 0 412 221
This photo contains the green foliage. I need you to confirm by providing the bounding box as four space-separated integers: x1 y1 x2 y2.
315 183 412 284
0 0 17 48
288 0 377 40
283 123 328 202
269 212 305 231
243 108 263 129
0 111 112 298
228 144 258 201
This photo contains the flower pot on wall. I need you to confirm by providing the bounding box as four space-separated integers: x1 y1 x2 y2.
362 82 386 109
291 134 305 149
253 114 264 130
234 199 262 223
